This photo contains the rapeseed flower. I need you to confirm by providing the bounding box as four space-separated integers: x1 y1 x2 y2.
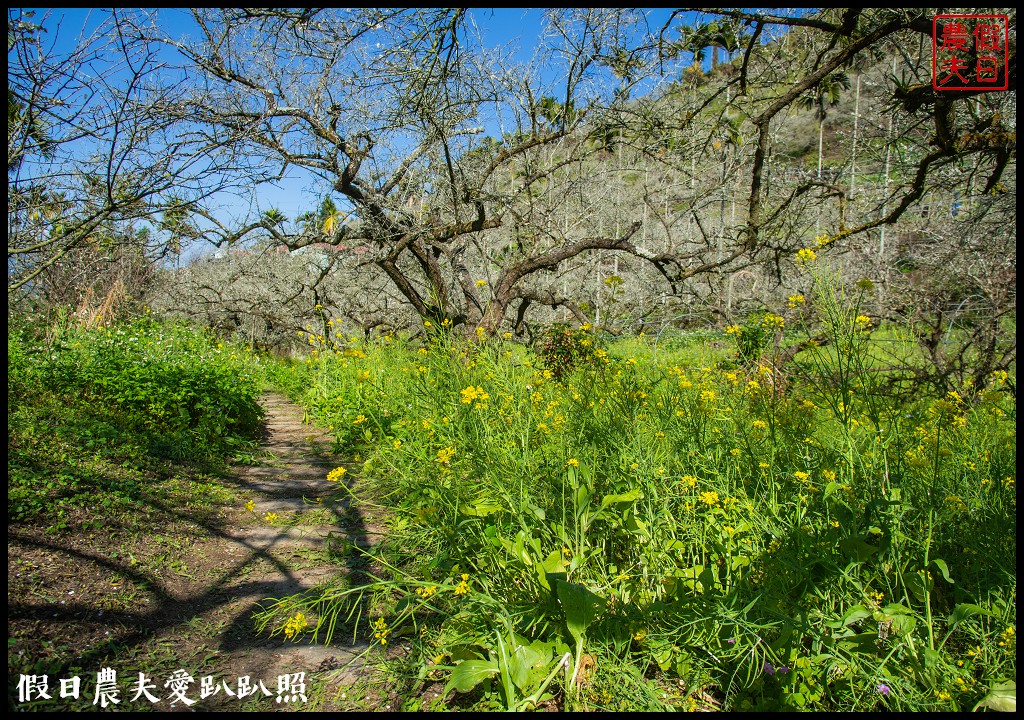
698 491 719 506
283 612 308 640
795 247 817 264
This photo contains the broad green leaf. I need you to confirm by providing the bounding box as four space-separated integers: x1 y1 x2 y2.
600 489 643 509
947 603 995 628
460 500 503 517
556 581 606 646
930 558 954 584
444 659 498 694
508 634 554 692
625 512 649 536
838 537 879 562
974 681 1016 712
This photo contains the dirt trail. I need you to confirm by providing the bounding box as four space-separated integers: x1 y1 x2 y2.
9 392 373 711
192 392 372 701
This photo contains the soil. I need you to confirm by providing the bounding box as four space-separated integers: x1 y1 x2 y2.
8 393 380 711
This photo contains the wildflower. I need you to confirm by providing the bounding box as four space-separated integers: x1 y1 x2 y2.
454 573 470 596
795 247 817 264
855 315 873 329
415 585 437 599
436 447 456 465
681 475 698 488
876 684 890 696
822 469 836 482
264 512 279 523
372 617 391 645
763 662 775 675
460 385 489 405
566 458 579 467
762 313 785 330
632 629 647 642
698 491 719 507
794 471 810 483
353 415 368 425
327 467 347 482
283 612 308 640
759 462 770 470
423 320 432 328
393 439 402 449
999 626 1015 652
244 500 256 512
724 324 741 335
475 279 487 288
700 389 717 403
788 294 806 308
752 419 767 431
747 380 760 392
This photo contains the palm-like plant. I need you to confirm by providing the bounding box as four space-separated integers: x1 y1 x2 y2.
261 208 288 228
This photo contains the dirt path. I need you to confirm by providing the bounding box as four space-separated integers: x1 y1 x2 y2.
190 392 371 705
9 392 373 711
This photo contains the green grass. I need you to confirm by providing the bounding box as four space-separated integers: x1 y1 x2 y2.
8 317 264 527
260 287 1016 711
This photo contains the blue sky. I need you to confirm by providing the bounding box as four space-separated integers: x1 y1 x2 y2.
13 8 713 256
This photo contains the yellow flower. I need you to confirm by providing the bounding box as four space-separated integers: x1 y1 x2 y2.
393 439 402 449
283 612 308 640
424 320 432 328
794 471 810 482
566 458 579 467
855 315 873 329
327 466 347 482
454 574 471 596
415 585 438 599
244 500 256 512
724 324 740 335
436 447 456 465
795 247 817 264
752 419 767 430
698 491 719 506
372 617 391 645
788 294 806 308
264 512 279 523
352 414 368 425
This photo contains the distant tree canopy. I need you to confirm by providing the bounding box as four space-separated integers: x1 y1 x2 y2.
8 8 1016 357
